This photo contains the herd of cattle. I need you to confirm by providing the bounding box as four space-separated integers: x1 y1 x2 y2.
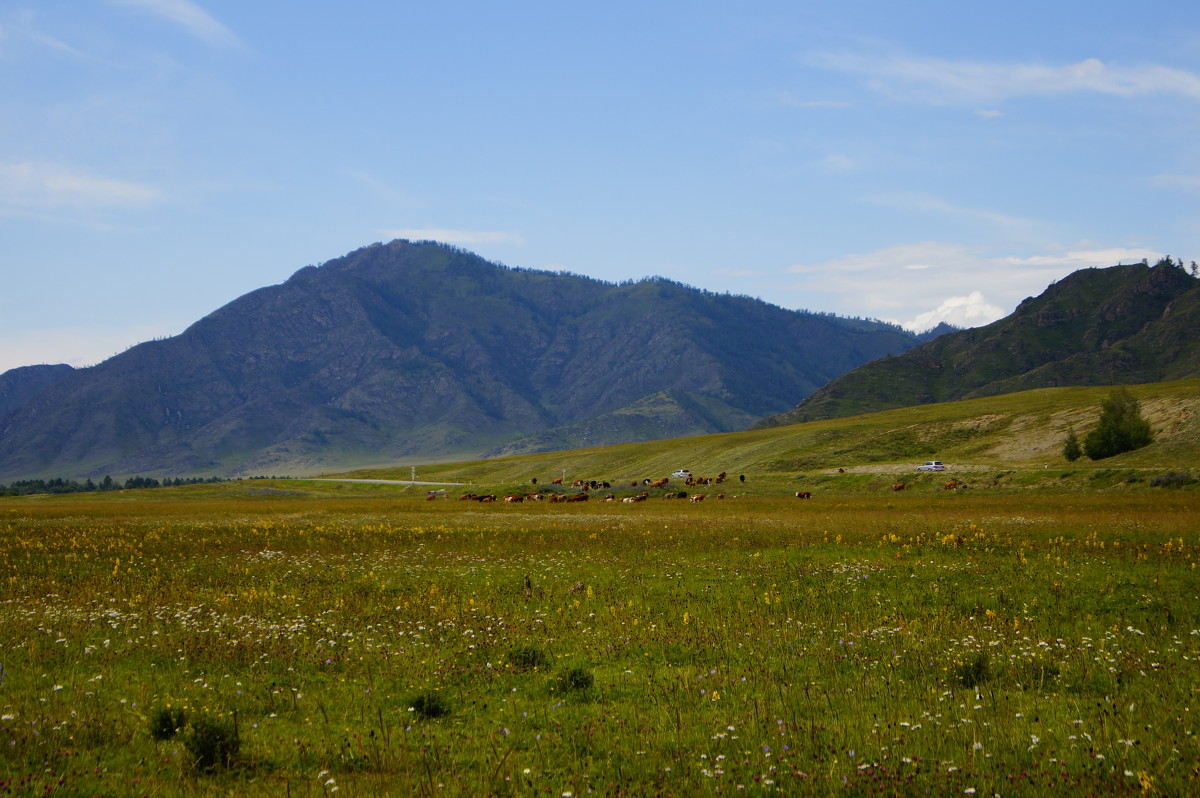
443 471 737 504
434 472 965 503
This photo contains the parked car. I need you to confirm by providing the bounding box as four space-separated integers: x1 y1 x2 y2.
671 469 692 479
917 461 946 471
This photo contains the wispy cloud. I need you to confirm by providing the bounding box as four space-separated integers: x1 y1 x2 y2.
110 0 242 48
1149 174 1200 192
382 228 526 247
864 192 1035 231
773 92 851 109
811 53 1200 104
0 162 162 211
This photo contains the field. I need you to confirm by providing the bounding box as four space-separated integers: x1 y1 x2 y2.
2 475 1198 796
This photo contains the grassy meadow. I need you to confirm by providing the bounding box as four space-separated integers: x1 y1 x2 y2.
2 383 1199 795
2 479 1198 796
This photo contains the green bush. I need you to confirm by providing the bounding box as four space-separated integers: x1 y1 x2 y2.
509 643 550 670
184 713 239 772
148 706 187 741
408 690 451 719
563 664 595 691
1062 427 1082 461
1083 388 1153 460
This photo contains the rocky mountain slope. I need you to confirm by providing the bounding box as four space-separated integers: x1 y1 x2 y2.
0 240 918 479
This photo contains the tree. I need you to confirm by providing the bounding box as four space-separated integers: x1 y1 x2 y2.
1082 388 1153 460
1062 427 1082 461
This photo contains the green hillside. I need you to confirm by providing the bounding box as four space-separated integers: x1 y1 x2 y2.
335 378 1200 489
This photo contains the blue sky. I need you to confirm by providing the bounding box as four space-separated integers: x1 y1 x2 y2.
2 0 1197 373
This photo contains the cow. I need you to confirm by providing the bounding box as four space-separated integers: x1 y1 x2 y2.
503 495 524 503
550 477 563 485
650 477 669 489
715 493 725 499
690 493 706 502
944 480 958 490
459 492 478 501
891 483 906 492
566 492 589 502
794 491 812 499
837 468 845 474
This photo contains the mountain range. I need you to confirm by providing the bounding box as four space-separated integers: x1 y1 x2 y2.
0 240 922 480
758 259 1200 428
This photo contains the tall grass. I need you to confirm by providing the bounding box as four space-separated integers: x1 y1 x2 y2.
1 486 1197 794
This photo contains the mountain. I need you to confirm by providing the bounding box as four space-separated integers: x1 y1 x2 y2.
758 260 1200 428
0 240 919 480
0 364 74 417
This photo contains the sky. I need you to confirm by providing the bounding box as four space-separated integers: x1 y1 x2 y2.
2 0 1198 373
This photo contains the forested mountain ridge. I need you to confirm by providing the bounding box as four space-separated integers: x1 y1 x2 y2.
0 240 919 479
757 259 1200 428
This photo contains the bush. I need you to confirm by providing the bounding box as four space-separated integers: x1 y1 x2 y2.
1150 471 1197 489
184 712 239 772
1062 428 1082 462
149 706 187 741
509 643 550 670
956 651 991 688
408 690 451 719
563 664 595 691
1083 388 1153 460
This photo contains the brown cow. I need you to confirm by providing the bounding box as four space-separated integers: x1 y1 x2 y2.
794 491 812 499
944 480 958 490
690 493 706 502
550 477 563 485
891 483 906 492
650 477 669 489
503 495 524 503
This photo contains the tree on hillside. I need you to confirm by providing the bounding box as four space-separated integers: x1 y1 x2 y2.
1062 427 1082 462
1083 388 1153 460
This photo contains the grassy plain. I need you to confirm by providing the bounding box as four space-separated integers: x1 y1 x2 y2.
2 476 1198 795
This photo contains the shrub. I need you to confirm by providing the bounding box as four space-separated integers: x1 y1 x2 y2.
1083 388 1153 460
149 705 187 741
184 712 239 772
408 690 451 719
1150 471 1197 489
563 664 595 691
956 651 991 688
509 643 550 670
1062 428 1082 462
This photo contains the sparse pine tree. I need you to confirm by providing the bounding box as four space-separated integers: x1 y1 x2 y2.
1062 427 1082 462
1083 388 1153 460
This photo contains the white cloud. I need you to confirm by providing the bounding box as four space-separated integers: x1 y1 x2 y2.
382 228 526 247
0 324 177 373
110 0 242 48
0 162 162 211
811 53 1200 104
784 241 1163 331
906 291 1005 332
975 109 1003 119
